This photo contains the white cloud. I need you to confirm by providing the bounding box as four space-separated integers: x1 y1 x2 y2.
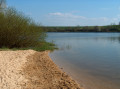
49 12 86 19
44 12 120 26
49 12 63 16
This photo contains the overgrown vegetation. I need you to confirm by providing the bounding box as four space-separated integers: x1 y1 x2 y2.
0 7 56 51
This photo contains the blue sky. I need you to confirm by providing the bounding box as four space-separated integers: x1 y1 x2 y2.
7 0 120 26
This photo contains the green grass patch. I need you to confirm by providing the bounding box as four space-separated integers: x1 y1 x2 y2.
0 42 57 51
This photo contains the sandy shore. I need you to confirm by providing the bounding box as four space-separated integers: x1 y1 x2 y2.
0 50 83 89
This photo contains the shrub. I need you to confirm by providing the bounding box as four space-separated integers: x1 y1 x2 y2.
0 7 47 49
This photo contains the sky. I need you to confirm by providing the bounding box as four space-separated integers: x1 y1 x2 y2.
7 0 120 26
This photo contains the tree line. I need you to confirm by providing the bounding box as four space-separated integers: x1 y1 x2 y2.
43 25 120 32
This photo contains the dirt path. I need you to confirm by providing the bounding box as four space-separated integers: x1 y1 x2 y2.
0 50 83 89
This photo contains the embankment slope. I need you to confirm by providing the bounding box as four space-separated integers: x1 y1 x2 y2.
0 50 83 89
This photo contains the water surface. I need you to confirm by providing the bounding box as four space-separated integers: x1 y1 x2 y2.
47 32 120 89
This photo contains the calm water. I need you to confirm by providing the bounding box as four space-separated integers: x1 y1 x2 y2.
47 32 120 89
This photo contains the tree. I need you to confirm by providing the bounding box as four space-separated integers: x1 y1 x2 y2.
0 8 46 48
94 26 101 32
0 0 6 9
119 22 120 25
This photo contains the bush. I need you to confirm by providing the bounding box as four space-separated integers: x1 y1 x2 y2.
0 7 49 50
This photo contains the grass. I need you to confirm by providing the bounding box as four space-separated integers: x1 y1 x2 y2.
0 42 57 51
32 42 58 51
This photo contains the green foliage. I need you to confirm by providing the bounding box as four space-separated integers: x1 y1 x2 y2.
31 42 57 51
0 42 57 51
44 25 120 32
0 7 55 51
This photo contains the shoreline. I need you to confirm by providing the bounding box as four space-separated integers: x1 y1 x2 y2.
50 53 120 89
0 50 83 89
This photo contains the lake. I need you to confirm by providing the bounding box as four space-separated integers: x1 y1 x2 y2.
47 32 120 89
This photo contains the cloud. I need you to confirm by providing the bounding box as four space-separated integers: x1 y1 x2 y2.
49 12 63 16
49 12 86 19
44 12 120 26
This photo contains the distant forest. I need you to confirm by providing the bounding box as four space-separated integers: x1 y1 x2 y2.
43 25 120 32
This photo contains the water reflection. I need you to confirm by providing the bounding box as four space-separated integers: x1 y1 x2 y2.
47 33 120 50
47 32 120 89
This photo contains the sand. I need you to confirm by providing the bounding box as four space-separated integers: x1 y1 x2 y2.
0 50 83 89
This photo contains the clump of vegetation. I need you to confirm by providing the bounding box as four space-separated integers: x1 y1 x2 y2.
0 7 56 51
